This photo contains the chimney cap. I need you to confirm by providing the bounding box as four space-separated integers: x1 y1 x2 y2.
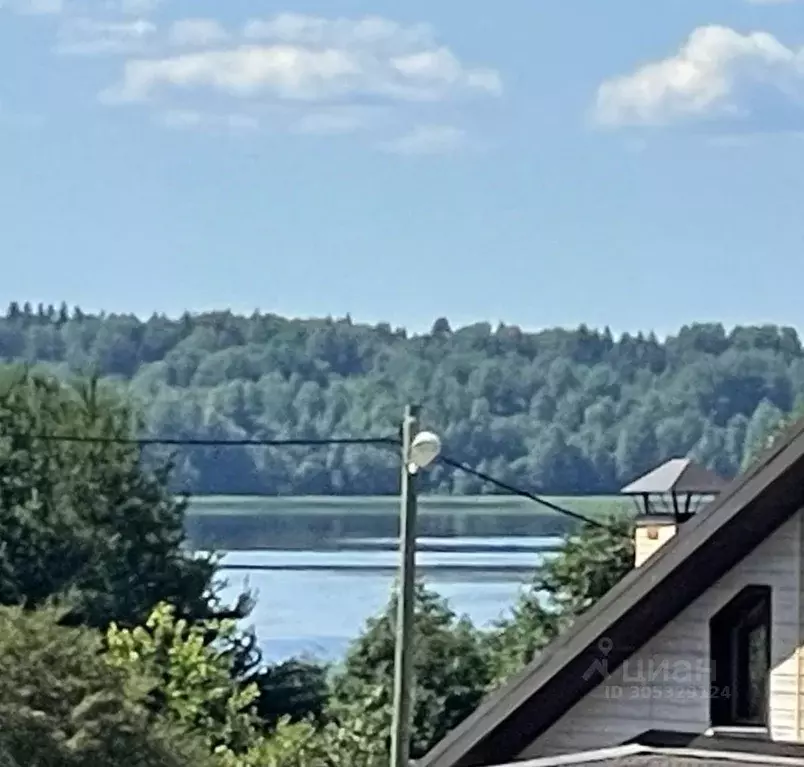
620 458 727 496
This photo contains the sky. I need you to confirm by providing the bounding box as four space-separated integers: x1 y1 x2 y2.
2 0 804 335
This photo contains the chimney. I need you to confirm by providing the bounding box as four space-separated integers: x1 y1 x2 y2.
620 458 726 569
634 519 677 567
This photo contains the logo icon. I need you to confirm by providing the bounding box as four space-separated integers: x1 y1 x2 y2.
582 637 613 682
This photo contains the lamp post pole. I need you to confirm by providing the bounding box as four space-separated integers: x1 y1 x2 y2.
389 404 420 767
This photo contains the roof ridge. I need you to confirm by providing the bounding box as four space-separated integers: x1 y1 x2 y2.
504 742 804 767
496 743 645 766
652 745 804 766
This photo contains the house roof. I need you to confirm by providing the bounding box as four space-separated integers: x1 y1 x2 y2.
489 731 804 767
494 745 804 767
418 416 804 767
620 458 727 496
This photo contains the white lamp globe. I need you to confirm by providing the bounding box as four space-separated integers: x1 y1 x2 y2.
408 431 441 472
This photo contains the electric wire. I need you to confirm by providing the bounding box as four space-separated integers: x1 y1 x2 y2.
13 432 617 531
20 434 397 447
436 454 611 531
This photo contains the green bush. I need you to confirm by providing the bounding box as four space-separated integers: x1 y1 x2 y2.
0 605 212 767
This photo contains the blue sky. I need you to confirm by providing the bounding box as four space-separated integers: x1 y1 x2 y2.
3 0 804 334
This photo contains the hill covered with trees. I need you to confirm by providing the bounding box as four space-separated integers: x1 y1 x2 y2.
1 300 801 495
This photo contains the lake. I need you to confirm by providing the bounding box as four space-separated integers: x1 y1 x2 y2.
216 543 553 662
187 495 622 662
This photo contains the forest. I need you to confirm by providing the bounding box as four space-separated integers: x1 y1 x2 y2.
0 300 800 495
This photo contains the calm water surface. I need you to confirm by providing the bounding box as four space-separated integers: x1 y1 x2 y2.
218 539 556 662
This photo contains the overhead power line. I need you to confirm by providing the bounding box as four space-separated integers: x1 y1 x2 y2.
436 454 611 531
22 434 398 447
13 432 615 531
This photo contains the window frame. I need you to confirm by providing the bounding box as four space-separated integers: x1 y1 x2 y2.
709 584 772 729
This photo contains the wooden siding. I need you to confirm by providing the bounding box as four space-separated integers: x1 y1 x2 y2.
518 509 804 759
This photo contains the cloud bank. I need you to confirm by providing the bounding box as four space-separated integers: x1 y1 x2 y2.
88 12 500 152
595 25 804 130
5 2 501 152
102 14 502 109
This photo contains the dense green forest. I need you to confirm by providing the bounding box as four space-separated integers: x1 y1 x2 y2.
1 300 801 495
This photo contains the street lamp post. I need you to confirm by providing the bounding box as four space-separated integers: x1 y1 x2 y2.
389 405 441 767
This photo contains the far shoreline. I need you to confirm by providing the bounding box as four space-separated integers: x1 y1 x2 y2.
183 493 631 518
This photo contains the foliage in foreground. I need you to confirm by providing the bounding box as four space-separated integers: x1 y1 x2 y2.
0 367 324 749
0 604 214 767
328 582 492 760
106 603 262 758
105 599 407 767
0 366 222 630
0 600 336 767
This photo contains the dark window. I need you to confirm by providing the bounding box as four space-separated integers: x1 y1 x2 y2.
710 585 771 727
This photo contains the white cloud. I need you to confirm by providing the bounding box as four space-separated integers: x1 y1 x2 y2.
595 25 804 128
105 46 363 102
103 14 502 106
56 17 156 55
381 124 467 155
50 12 501 150
390 48 501 98
4 7 500 151
169 18 228 47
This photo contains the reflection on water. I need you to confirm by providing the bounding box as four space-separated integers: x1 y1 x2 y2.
334 536 564 553
221 547 555 572
218 542 547 663
185 495 596 551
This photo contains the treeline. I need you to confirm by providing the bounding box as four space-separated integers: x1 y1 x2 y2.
1 300 802 494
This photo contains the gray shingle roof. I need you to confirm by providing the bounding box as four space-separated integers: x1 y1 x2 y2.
620 458 727 495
